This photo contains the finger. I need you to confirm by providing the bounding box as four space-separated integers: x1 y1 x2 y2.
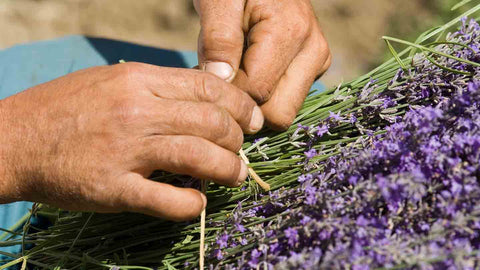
141 135 248 188
261 29 331 130
23 172 206 221
115 173 207 221
195 0 246 81
232 1 311 103
320 53 332 76
131 65 264 134
147 99 244 152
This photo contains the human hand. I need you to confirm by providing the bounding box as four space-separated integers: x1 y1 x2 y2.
195 0 331 130
0 62 264 221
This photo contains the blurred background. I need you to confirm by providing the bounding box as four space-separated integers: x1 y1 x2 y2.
0 0 467 86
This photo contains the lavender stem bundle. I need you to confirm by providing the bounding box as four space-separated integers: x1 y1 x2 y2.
1 4 480 270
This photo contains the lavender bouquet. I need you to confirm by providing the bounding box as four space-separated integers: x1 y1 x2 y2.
1 4 480 270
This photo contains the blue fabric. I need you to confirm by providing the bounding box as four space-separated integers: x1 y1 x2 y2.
0 35 325 260
0 35 199 99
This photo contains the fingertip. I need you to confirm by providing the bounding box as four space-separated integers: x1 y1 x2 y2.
162 188 206 222
246 106 265 134
236 161 248 187
260 98 297 130
200 192 207 210
174 188 207 221
202 61 235 82
117 174 207 221
263 109 296 131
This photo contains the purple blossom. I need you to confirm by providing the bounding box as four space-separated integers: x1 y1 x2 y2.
352 264 370 270
349 114 358 124
356 215 369 227
235 224 246 233
284 227 299 247
316 124 329 137
209 18 480 270
304 148 317 159
213 249 223 260
217 233 229 248
298 173 313 183
328 111 343 122
382 97 397 109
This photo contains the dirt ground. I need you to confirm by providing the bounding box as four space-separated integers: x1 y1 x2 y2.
0 0 457 86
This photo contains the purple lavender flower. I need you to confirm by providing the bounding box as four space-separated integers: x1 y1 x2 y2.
328 111 343 122
208 18 480 270
284 227 299 247
213 249 223 260
352 264 370 270
217 233 229 248
382 97 397 109
316 124 329 137
304 148 317 159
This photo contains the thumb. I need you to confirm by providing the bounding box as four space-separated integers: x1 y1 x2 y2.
195 0 245 82
115 173 207 221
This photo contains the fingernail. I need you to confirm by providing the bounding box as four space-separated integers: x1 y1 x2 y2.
248 106 264 133
200 193 207 209
203 62 234 82
236 161 248 187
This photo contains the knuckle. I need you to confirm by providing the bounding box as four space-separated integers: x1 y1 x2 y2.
201 24 243 50
252 80 274 103
322 53 333 73
194 73 222 102
176 139 208 172
111 62 150 90
318 39 331 57
112 98 143 125
232 129 244 152
204 106 231 141
287 15 311 41
317 45 332 74
312 30 330 56
201 103 244 151
310 32 331 74
113 62 147 79
239 96 256 121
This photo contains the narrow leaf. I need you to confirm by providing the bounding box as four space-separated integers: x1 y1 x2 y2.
385 40 407 70
452 0 471 10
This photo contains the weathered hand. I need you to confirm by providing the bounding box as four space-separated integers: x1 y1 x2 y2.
195 0 331 130
0 62 264 220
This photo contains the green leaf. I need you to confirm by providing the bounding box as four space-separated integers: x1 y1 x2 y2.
382 36 480 68
182 235 194 245
408 26 441 57
385 40 407 70
423 53 473 76
0 257 25 270
452 0 471 10
163 261 178 270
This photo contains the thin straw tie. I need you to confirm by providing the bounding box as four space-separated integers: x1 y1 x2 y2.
239 149 270 191
199 180 208 269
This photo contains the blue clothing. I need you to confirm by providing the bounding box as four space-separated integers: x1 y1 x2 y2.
0 35 324 258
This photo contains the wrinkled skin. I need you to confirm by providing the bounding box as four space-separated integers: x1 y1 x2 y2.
0 0 331 221
195 0 331 129
0 63 263 221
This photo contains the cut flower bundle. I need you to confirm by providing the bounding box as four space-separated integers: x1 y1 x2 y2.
1 5 480 270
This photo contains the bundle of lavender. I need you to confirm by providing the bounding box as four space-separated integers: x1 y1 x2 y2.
1 5 480 270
